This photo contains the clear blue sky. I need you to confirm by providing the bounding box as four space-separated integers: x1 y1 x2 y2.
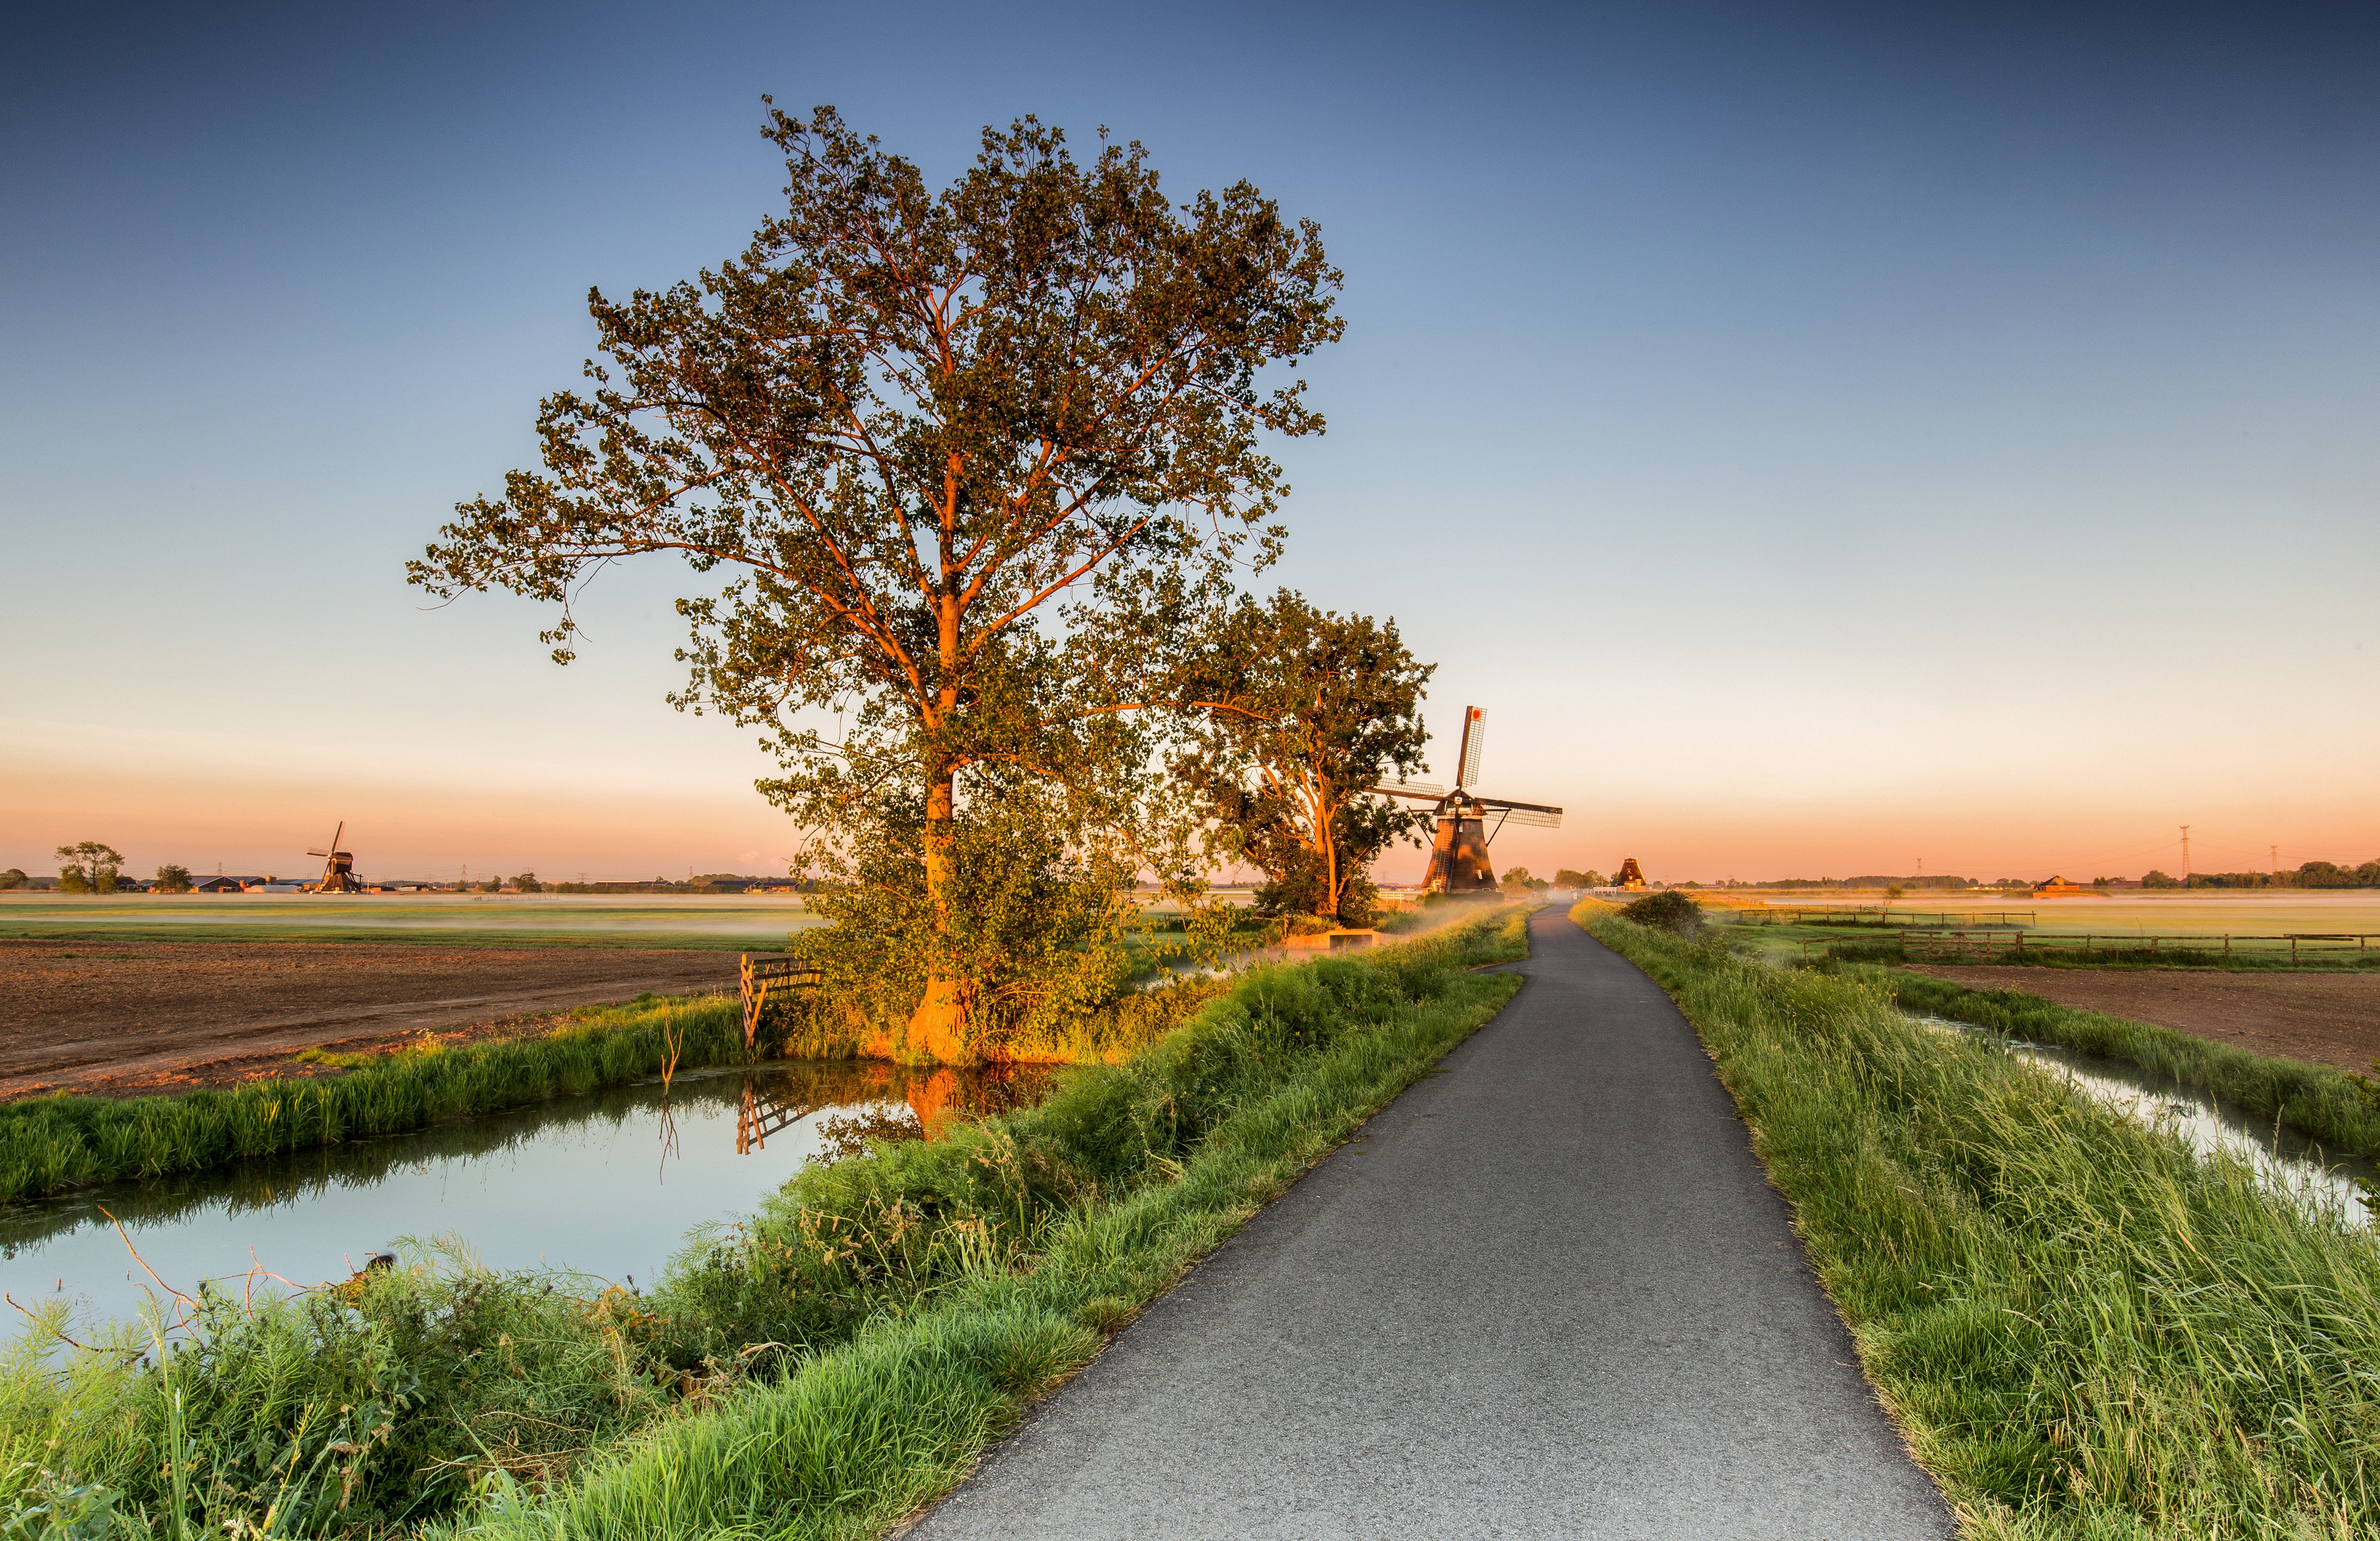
5 1 2375 884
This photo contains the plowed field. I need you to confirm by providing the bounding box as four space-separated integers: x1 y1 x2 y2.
0 940 735 1100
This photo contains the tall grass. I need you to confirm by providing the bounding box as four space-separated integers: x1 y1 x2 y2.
1581 904 2380 1540
0 995 747 1203
1863 964 2380 1162
2 909 1532 1538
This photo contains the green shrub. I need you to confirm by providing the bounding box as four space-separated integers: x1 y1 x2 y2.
1618 889 1700 932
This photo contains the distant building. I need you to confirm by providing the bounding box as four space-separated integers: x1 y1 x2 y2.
2030 875 2094 897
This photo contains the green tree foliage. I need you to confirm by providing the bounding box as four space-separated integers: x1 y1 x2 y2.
512 872 544 892
1500 865 1549 897
0 868 26 891
2171 859 2380 890
54 842 123 895
411 106 1341 1060
1552 867 1600 890
153 864 194 893
1169 591 1432 927
2142 869 2180 889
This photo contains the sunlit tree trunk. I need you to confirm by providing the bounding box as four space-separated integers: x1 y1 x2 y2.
908 758 969 1060
907 581 970 1061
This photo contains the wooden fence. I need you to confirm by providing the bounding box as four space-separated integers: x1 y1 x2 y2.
740 952 821 1050
1801 930 2380 965
1741 907 2037 929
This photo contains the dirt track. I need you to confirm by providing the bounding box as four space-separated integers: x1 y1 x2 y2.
1908 965 2380 1073
0 940 737 1101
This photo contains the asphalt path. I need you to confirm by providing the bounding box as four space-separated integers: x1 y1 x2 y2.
908 910 1951 1540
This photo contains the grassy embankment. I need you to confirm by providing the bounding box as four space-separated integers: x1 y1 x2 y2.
2 909 1529 1538
1849 963 2380 1163
0 995 750 1205
1580 901 2380 1539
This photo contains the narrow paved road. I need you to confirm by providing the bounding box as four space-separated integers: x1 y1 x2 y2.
909 911 1950 1540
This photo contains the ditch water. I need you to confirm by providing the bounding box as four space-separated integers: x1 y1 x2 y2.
1915 1016 2379 1229
0 1059 1053 1328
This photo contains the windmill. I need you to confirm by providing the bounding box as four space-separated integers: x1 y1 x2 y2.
307 822 363 893
1374 707 1562 894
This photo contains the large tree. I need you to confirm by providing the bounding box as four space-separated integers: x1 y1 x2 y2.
410 106 1341 1059
1173 591 1434 926
55 842 124 895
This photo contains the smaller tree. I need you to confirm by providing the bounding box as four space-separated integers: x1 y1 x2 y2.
1173 591 1434 926
154 864 194 893
512 873 543 893
1552 867 1597 890
56 842 124 895
0 868 26 891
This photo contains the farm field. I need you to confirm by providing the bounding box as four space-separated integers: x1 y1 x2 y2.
0 891 829 948
0 939 741 1101
1906 963 2380 1073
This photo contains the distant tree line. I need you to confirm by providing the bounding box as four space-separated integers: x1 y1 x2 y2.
2141 861 2380 890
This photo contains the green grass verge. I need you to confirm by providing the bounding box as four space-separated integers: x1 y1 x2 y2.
0 994 747 1203
2 910 1531 1538
1580 902 2380 1540
1855 964 2380 1163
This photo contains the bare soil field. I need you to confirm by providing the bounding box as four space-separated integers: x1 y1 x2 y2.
1908 965 2380 1073
0 940 737 1101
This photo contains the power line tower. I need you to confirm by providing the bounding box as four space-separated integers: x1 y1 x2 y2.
2180 826 2191 876
2270 845 2278 878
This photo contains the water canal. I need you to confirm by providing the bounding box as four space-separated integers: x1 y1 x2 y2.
1916 1015 2378 1228
1 1059 1052 1327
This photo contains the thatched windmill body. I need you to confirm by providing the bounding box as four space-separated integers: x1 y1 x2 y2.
307 822 363 893
1376 707 1562 894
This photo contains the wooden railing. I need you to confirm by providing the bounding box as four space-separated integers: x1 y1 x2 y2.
1741 907 2036 929
740 952 821 1050
1801 930 2380 965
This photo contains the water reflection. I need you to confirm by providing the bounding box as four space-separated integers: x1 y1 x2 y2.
0 1058 1053 1327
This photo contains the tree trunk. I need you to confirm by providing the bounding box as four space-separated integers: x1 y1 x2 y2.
906 756 971 1062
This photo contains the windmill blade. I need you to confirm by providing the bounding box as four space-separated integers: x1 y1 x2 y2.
307 848 331 857
330 821 344 852
1458 708 1485 788
1475 796 1562 829
1369 781 1445 800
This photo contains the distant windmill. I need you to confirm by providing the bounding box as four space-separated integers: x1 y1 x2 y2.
307 822 363 893
1374 707 1562 893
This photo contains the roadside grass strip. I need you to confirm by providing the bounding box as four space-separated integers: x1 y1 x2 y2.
1 911 1529 1538
1582 905 2380 1540
1857 964 2380 1163
0 995 747 1203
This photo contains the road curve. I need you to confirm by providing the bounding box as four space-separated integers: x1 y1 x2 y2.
907 910 1951 1540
